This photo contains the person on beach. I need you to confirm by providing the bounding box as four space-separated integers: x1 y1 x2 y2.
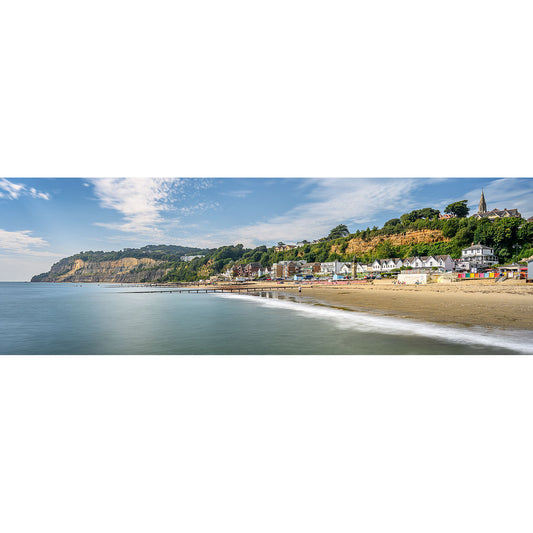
298 285 302 293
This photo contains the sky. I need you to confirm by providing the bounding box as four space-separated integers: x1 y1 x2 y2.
0 177 532 281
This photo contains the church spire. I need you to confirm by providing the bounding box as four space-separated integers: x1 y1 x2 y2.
479 189 487 214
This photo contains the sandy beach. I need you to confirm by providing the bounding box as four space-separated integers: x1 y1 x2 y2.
242 280 533 330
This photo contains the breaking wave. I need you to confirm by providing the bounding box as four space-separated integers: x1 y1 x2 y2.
214 292 533 354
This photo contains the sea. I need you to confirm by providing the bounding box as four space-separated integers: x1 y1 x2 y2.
0 282 531 355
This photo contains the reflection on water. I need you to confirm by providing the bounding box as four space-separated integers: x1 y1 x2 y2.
0 283 527 355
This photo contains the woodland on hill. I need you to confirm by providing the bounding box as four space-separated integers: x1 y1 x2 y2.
33 203 533 282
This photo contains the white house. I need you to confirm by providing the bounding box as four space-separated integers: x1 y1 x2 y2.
320 261 344 275
435 255 455 270
371 259 383 272
461 243 498 267
410 257 425 269
339 263 352 275
385 259 399 270
353 262 371 275
422 256 440 268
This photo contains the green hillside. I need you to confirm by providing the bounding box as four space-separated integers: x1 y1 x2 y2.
32 206 533 283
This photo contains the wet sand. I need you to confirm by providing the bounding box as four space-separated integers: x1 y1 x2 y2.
272 280 533 330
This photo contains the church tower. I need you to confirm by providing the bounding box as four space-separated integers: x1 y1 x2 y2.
478 189 487 214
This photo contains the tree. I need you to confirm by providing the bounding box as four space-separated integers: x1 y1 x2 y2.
374 240 395 259
327 224 349 240
417 207 440 220
277 242 286 247
445 200 470 218
384 218 401 228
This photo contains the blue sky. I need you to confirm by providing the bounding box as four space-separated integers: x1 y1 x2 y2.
1 177 532 281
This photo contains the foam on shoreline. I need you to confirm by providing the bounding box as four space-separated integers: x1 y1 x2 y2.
214 292 533 354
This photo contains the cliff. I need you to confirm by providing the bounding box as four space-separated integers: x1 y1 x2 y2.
331 229 450 256
31 257 172 283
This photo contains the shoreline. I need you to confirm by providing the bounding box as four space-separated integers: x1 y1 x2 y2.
271 281 533 330
21 279 533 331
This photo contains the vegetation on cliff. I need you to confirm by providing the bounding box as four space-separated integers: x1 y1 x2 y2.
32 205 533 283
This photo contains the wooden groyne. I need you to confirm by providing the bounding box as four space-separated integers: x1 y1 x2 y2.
126 285 299 294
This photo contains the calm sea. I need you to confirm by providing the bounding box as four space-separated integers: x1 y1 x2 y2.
0 283 531 355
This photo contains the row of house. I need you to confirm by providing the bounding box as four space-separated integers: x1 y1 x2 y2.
223 244 501 280
271 260 354 278
357 246 500 274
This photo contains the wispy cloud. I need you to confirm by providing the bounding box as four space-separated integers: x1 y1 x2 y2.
0 228 53 255
0 178 50 200
89 178 182 238
178 201 219 216
88 178 217 239
212 178 421 246
221 189 252 198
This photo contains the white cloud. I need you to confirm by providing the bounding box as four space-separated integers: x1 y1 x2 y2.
89 178 217 239
213 178 421 247
0 228 49 254
0 179 50 200
221 189 252 198
178 201 219 216
89 178 181 238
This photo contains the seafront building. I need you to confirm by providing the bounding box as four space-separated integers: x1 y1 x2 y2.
459 243 499 268
224 247 501 281
355 255 455 276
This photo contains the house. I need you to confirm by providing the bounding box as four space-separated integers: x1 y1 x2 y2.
302 262 321 276
231 264 245 277
527 257 533 280
353 262 371 276
371 259 383 272
271 262 284 278
393 258 404 269
271 261 301 278
402 257 415 268
474 208 522 220
339 263 352 276
410 257 425 269
320 261 344 275
473 190 522 220
243 263 262 277
384 258 401 271
274 244 297 252
435 255 455 270
180 254 205 262
461 243 499 267
255 266 270 278
422 256 440 268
